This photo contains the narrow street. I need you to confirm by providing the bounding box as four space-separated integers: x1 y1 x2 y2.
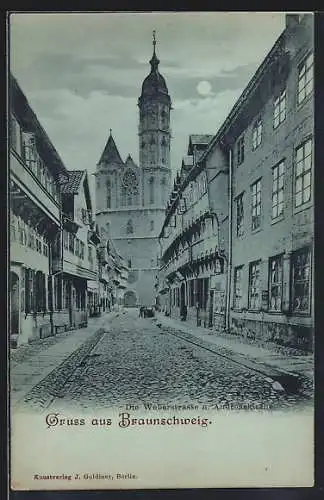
24 308 311 412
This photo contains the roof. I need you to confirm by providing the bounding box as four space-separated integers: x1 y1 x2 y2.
189 134 214 147
199 32 287 164
140 43 170 100
98 133 124 166
125 154 139 169
59 170 85 194
10 73 68 178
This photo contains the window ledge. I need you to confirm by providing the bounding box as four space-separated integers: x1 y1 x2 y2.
251 227 263 235
271 215 284 225
293 200 313 215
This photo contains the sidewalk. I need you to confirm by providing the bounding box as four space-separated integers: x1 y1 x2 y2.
155 313 314 394
10 311 117 408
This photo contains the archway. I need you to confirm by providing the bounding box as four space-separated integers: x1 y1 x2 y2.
10 271 19 336
123 290 137 307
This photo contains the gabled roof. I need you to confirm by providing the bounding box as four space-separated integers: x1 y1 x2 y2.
125 154 139 169
98 133 124 166
59 170 85 194
10 73 68 178
59 169 93 213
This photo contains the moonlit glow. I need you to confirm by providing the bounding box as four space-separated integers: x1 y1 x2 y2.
196 80 212 96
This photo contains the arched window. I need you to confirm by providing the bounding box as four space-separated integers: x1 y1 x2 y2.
121 169 139 207
149 177 155 204
121 185 127 206
126 219 133 234
106 179 111 208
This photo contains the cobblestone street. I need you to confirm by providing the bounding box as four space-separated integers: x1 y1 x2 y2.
20 308 311 412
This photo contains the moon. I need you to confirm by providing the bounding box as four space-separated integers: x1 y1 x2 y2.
196 80 212 96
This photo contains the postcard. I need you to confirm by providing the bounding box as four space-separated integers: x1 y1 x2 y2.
9 11 314 490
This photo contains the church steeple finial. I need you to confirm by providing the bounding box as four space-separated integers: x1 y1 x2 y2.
150 29 159 71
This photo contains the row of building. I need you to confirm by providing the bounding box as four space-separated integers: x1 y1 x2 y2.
157 14 314 351
9 74 129 347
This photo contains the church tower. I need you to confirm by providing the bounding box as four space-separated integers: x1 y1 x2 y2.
95 32 172 307
138 30 172 202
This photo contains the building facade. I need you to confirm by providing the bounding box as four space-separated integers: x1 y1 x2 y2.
158 13 314 351
95 35 172 307
158 134 228 329
9 75 127 346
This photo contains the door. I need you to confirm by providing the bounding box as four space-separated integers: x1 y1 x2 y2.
10 272 20 336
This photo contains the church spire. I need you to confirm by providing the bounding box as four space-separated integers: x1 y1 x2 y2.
149 29 160 72
98 132 124 166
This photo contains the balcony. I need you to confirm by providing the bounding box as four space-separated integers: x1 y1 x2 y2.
10 150 60 226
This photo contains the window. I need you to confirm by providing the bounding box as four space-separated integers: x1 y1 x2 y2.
233 266 243 309
36 237 42 253
88 245 93 262
297 53 313 105
126 219 133 234
149 177 155 204
251 179 262 230
96 177 100 189
106 179 111 208
121 185 127 207
150 220 154 231
63 230 69 250
120 170 139 206
75 239 80 257
236 194 244 237
68 233 75 254
252 119 262 150
43 242 48 257
237 136 245 165
295 139 312 207
80 241 85 260
27 227 35 250
128 258 132 268
274 89 286 128
248 261 261 310
272 160 285 218
10 115 21 154
291 247 311 314
269 255 283 311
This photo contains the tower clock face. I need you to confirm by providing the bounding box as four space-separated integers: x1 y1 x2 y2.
122 169 138 192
